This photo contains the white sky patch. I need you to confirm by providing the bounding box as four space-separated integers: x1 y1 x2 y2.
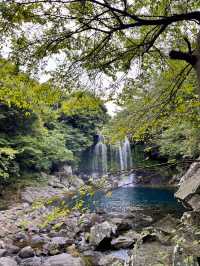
105 101 122 117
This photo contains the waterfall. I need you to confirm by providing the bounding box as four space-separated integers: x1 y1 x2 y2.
122 136 133 170
118 143 124 171
91 135 133 176
92 135 107 176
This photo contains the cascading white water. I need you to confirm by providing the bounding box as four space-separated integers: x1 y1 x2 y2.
118 144 124 171
92 135 107 176
91 135 133 176
122 136 133 170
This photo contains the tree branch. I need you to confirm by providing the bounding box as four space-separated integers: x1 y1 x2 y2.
169 50 197 66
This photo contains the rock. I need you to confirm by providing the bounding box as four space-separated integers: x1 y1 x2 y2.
42 253 84 266
56 164 73 184
30 235 47 248
172 244 199 266
50 237 73 247
43 237 73 256
108 217 132 231
90 221 117 247
78 213 104 232
153 214 180 234
107 211 153 230
0 249 6 257
187 194 200 211
56 216 80 239
111 236 135 249
18 246 35 258
21 186 65 204
19 257 43 266
48 176 66 189
175 159 200 209
0 257 17 266
68 175 84 190
181 211 200 226
43 242 60 256
62 164 73 177
111 229 140 249
131 241 173 266
98 254 124 266
5 244 20 255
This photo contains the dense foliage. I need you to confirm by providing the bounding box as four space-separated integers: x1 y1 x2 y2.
0 60 108 186
104 60 200 164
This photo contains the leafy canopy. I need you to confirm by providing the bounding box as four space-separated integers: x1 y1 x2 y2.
1 0 200 89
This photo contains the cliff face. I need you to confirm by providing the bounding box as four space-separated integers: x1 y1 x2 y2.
175 159 200 211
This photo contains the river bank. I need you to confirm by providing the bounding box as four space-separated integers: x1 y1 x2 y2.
1 171 200 266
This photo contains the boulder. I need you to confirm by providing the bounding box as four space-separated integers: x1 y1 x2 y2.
0 257 17 266
175 159 200 209
18 246 35 258
42 253 84 266
90 221 117 247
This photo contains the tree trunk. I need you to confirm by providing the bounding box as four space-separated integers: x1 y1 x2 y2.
194 31 200 97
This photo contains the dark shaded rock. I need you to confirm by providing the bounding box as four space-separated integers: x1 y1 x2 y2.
19 246 35 259
0 249 6 257
43 253 85 266
0 257 17 266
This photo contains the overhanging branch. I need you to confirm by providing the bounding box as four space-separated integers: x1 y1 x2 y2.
169 50 197 66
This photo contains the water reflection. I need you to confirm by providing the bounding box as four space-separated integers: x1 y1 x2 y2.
83 186 183 212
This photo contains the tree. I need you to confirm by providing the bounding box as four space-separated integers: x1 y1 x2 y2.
1 1 200 95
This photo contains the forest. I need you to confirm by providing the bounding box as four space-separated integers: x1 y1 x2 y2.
0 1 200 266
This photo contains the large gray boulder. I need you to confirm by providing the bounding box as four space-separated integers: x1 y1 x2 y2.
0 257 17 266
90 221 117 247
42 253 84 266
175 160 200 210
